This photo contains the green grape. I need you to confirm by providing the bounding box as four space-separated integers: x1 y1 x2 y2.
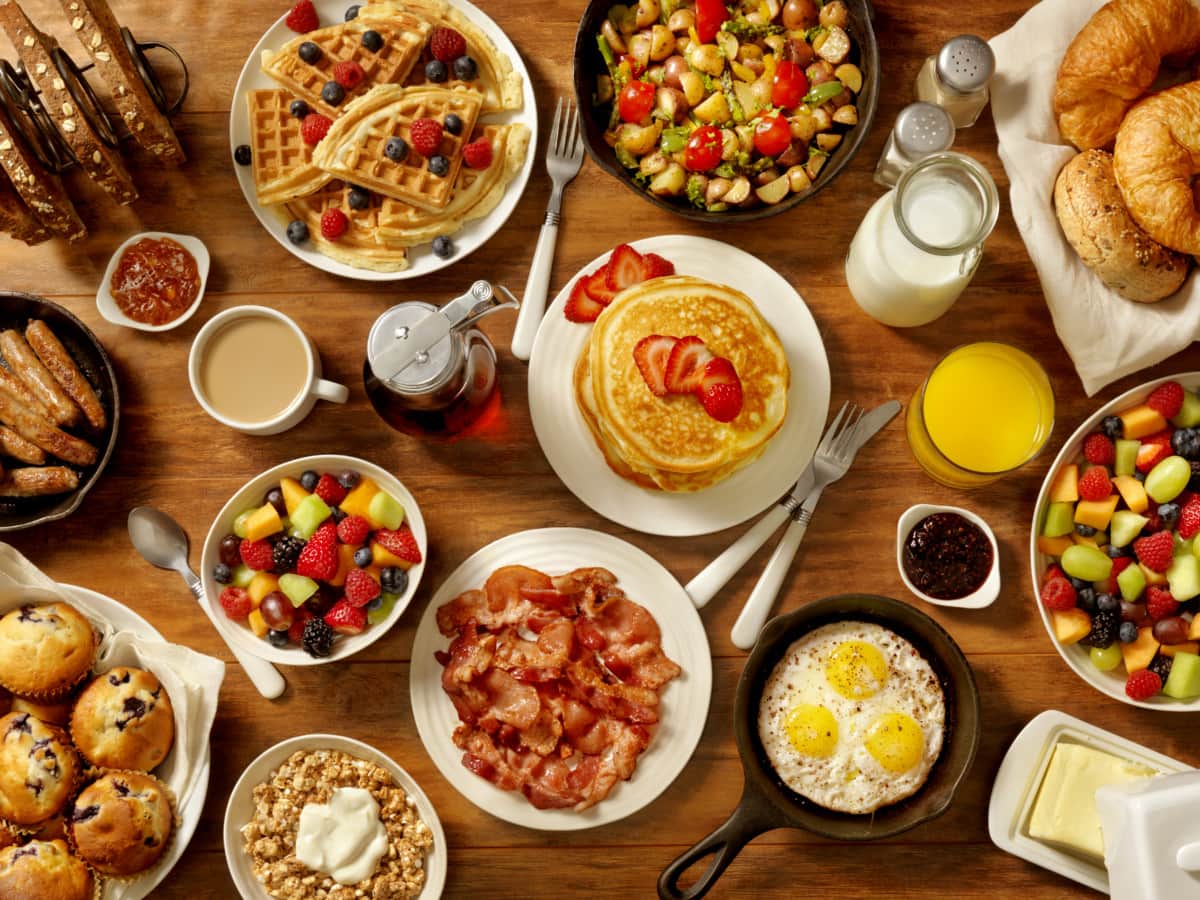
1145 455 1191 504
1061 544 1114 582
232 508 258 539
1089 644 1122 672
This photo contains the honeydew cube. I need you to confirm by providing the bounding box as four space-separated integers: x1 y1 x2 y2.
1043 502 1076 538
1117 564 1146 601
247 572 280 608
1037 535 1075 556
339 478 380 520
244 503 283 542
1167 555 1200 601
1120 404 1168 440
1049 464 1080 503
1112 475 1150 514
280 477 309 516
1172 392 1200 428
1052 608 1093 645
1140 563 1169 587
290 494 331 539
278 573 318 607
1074 495 1120 531
367 491 405 531
327 544 359 589
232 564 255 588
1115 440 1139 477
247 609 269 638
1110 510 1150 548
1160 641 1200 658
1163 651 1200 699
1120 627 1160 673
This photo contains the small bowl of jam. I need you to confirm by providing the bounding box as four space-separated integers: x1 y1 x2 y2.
897 504 1000 609
96 232 209 332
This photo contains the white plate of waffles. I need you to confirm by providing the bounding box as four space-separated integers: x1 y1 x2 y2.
528 234 832 537
409 527 712 830
229 0 535 280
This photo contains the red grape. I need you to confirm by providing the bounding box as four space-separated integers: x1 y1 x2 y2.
1153 616 1189 645
260 591 295 631
1120 601 1149 625
219 534 242 568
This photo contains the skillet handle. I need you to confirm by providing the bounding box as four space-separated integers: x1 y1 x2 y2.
657 788 776 900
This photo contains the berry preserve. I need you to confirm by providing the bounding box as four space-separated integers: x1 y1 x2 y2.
902 512 994 600
111 236 200 325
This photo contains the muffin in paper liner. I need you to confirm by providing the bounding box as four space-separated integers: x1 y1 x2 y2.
66 769 178 882
69 668 175 773
0 602 98 701
14 690 79 727
0 837 101 899
0 711 83 827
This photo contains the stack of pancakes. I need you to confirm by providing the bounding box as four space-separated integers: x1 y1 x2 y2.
576 276 790 492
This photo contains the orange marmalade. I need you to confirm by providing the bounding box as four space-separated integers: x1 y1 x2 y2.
111 237 200 325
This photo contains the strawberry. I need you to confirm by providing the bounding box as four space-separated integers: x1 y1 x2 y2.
583 266 617 305
641 253 675 279
1180 497 1200 539
605 244 646 292
285 0 318 33
314 473 347 506
239 539 275 572
336 514 371 546
296 522 339 580
409 118 443 156
664 336 713 394
374 524 422 565
1146 586 1179 621
1125 669 1162 701
344 569 381 607
698 357 743 422
219 587 252 620
300 113 332 145
633 335 678 397
324 599 367 634
462 137 493 169
1082 433 1115 466
1039 577 1076 612
332 60 365 90
1077 466 1112 502
1107 556 1133 594
1136 430 1173 473
564 278 605 323
1134 530 1174 573
429 26 466 62
288 608 313 644
320 208 348 240
1147 381 1185 418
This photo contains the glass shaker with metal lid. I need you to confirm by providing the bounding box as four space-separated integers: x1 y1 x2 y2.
914 35 995 128
874 102 955 187
364 281 518 438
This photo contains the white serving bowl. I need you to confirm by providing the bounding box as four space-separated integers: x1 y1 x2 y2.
96 232 210 332
896 503 1000 609
223 733 446 899
200 454 426 665
1030 372 1200 711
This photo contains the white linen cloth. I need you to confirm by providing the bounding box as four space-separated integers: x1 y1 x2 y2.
989 0 1200 396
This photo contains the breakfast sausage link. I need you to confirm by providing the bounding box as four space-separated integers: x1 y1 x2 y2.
0 466 78 496
0 362 50 419
24 321 106 431
0 330 80 427
0 426 45 464
0 391 96 466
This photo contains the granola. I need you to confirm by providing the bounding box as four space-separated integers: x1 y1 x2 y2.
241 749 433 899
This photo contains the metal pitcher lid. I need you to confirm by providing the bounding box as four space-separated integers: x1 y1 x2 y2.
936 35 994 94
894 102 955 159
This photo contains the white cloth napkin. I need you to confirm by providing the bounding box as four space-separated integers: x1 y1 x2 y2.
989 0 1200 397
0 542 224 900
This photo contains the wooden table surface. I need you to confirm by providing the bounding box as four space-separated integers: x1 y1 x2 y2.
1 0 1196 896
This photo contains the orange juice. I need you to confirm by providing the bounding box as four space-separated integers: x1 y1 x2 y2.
907 343 1054 487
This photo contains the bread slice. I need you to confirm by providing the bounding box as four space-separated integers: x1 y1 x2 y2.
0 169 50 244
0 0 137 205
0 103 85 240
56 0 184 165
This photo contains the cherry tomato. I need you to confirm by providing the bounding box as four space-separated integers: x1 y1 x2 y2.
619 52 645 78
772 59 809 110
684 125 724 171
754 115 792 157
617 80 656 124
695 0 729 44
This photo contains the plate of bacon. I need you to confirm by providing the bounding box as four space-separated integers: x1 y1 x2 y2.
410 527 711 829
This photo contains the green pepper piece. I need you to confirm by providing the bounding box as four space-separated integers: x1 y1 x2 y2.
803 80 844 107
660 125 690 153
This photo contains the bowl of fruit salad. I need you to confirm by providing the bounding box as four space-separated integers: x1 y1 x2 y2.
201 455 426 665
574 0 879 221
1031 375 1200 709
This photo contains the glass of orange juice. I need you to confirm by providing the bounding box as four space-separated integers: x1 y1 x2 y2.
907 342 1054 488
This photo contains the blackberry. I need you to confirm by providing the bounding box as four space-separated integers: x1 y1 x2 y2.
301 618 334 658
273 536 306 572
1080 610 1119 648
1148 654 1173 683
1101 415 1123 439
1075 524 1097 537
1189 460 1200 493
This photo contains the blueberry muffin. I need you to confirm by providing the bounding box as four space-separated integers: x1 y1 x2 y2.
68 772 174 876
13 694 75 727
70 668 175 772
0 712 80 826
0 839 95 899
0 603 96 699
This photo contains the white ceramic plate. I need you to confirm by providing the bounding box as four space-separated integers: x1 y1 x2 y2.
95 232 210 332
1029 373 1200 710
200 454 427 665
228 0 537 281
410 527 712 830
987 709 1192 894
527 234 831 537
223 733 446 899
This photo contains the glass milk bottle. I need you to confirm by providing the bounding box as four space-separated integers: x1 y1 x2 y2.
914 35 995 128
846 152 998 328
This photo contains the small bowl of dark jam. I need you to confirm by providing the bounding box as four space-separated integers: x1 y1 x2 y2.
96 232 210 333
897 504 1000 609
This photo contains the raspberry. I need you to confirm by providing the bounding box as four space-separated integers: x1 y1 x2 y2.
333 60 365 90
1077 466 1112 502
314 473 347 506
1146 586 1180 621
336 514 371 545
1125 669 1162 701
1178 496 1200 539
300 113 332 145
1107 556 1133 594
239 538 275 571
409 118 443 156
461 137 493 169
296 521 339 580
324 599 367 634
1134 530 1174 573
429 27 466 62
374 524 422 565
219 587 252 620
1082 433 1115 466
1040 577 1077 612
285 0 319 33
1045 563 1065 582
343 569 381 608
320 208 348 239
288 608 313 644
1147 381 1185 418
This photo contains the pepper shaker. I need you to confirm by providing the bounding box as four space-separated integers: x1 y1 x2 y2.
914 35 995 129
873 102 955 188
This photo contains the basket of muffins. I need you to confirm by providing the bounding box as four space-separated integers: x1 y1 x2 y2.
0 600 177 899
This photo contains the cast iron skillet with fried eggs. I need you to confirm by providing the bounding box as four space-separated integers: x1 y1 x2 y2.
658 594 980 900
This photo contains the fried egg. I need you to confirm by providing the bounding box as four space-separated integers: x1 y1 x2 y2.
756 620 946 814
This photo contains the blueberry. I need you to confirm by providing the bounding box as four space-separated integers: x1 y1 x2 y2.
453 55 478 81
1159 503 1181 528
1096 593 1120 613
286 220 309 245
425 59 448 82
213 563 232 584
321 80 346 106
345 3 361 19
234 144 252 166
384 137 409 162
331 507 347 524
348 186 370 210
267 629 290 648
1119 621 1139 643
337 469 361 489
1075 524 1097 537
300 470 319 491
444 113 463 136
1101 415 1124 440
289 99 310 119
362 29 383 52
367 594 385 611
1134 470 1147 482
1172 428 1200 460
1106 543 1130 558
298 41 321 64
428 154 450 177
380 566 408 595
432 235 454 259
1068 576 1089 591
354 547 373 568
1077 586 1096 611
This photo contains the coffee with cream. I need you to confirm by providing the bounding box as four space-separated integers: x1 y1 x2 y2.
198 315 308 424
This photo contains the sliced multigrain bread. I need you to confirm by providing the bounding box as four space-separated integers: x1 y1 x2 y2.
0 170 49 244
0 103 85 240
57 0 184 165
0 0 137 205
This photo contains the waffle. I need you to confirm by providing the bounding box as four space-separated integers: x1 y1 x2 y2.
261 13 429 119
312 84 481 211
284 180 410 272
247 89 331 206
0 170 48 244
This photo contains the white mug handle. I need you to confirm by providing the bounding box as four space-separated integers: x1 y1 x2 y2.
1177 842 1200 872
313 378 349 404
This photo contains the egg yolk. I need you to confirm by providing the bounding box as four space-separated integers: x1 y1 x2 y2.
864 712 925 773
784 704 839 758
825 640 889 700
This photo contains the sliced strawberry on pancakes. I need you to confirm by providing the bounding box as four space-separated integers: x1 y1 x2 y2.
605 243 646 292
633 335 678 397
584 265 617 305
564 278 606 323
641 252 675 279
664 336 713 394
698 357 744 422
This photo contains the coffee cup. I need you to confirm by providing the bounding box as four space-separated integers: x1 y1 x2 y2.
188 305 348 436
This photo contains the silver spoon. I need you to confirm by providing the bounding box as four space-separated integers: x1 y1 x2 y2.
128 506 286 700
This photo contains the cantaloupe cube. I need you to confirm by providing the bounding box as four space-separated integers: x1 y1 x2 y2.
280 477 309 516
1075 495 1120 530
244 503 283 542
247 572 280 608
1190 616 1200 641
1120 404 1168 440
1053 608 1093 645
1112 475 1150 514
327 544 359 588
371 540 416 570
339 478 380 519
1037 535 1074 556
1140 563 1169 586
1050 464 1080 503
247 609 269 638
1121 627 1160 672
1160 641 1200 657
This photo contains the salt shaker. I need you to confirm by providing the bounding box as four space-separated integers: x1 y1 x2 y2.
914 35 995 129
873 102 955 188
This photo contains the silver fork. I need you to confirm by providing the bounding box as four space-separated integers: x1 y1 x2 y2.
511 97 585 361
730 402 865 650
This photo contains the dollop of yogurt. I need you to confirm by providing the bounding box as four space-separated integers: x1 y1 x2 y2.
295 787 389 885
